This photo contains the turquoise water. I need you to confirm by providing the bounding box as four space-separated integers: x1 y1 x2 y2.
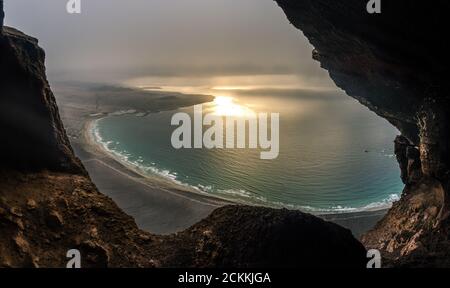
93 88 403 213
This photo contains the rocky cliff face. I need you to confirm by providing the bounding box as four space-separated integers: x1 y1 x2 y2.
0 4 367 267
275 0 450 266
0 1 4 30
0 6 83 173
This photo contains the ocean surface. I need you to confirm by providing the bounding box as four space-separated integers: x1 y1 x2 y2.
92 87 403 213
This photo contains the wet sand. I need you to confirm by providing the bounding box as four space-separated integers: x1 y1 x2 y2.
72 122 231 235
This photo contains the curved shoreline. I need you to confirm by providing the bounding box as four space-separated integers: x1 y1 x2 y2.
85 114 396 215
83 117 233 206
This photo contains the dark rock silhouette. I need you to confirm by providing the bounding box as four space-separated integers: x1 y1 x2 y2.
275 0 450 266
394 136 422 185
1 1 82 173
173 206 367 268
0 26 84 173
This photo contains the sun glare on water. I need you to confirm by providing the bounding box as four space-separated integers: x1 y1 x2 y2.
212 96 254 117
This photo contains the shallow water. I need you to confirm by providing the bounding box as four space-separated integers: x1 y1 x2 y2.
93 86 403 213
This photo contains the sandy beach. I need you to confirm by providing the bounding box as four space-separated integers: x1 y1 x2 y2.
55 82 388 238
75 124 232 234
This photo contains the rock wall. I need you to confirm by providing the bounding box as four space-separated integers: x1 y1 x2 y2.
0 0 5 33
274 0 450 266
1 1 4 30
0 14 84 173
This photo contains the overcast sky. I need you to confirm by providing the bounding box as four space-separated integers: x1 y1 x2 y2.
4 0 332 85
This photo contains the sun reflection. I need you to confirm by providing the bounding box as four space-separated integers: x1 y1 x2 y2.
212 86 255 91
212 96 254 117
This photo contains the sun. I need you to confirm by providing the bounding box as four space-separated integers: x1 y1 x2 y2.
212 96 254 117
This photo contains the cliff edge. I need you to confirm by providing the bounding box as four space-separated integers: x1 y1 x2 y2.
0 23 83 173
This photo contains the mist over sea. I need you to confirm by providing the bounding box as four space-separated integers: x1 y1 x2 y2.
92 84 403 213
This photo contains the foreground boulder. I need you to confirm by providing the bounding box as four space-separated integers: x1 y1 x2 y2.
165 206 367 267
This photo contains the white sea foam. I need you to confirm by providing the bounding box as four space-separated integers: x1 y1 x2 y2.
270 193 400 214
89 112 105 117
109 109 137 116
90 118 401 214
